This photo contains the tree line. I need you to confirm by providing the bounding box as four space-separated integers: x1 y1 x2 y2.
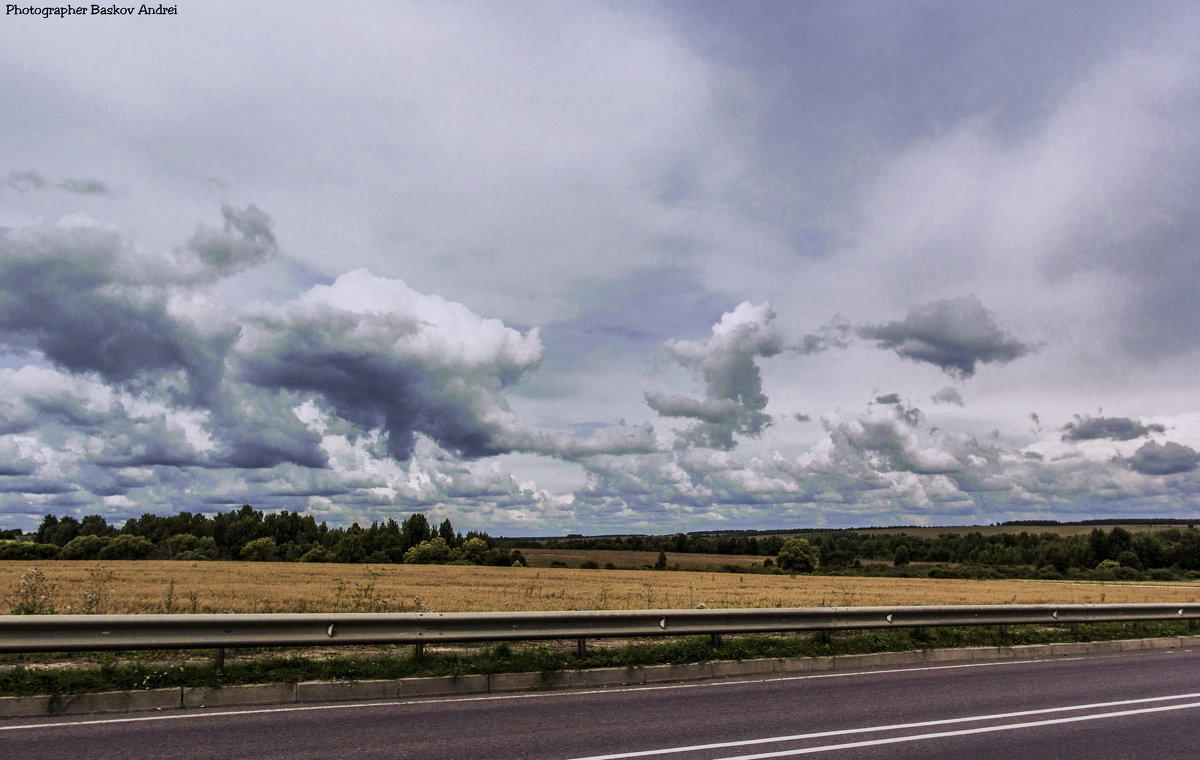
0 507 524 566
510 525 1200 580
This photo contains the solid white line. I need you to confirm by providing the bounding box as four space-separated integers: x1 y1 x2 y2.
714 701 1200 759
563 692 1200 760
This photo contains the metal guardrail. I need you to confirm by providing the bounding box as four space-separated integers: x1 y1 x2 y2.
2 604 1199 654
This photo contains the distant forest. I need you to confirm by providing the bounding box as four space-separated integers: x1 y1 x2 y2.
508 523 1200 580
0 507 523 567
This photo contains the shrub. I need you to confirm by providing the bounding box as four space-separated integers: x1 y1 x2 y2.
0 541 60 561
97 535 155 560
165 534 218 561
60 535 112 560
403 537 451 564
240 537 279 562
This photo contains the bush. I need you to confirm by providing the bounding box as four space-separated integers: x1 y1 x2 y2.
403 537 451 564
299 546 327 563
165 534 218 561
240 537 279 562
60 535 112 560
0 541 60 561
580 560 599 569
97 535 155 560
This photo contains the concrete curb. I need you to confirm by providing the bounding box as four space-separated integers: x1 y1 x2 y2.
2 635 1197 719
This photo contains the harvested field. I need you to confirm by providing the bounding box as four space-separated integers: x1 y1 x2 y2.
3 561 1199 615
836 523 1189 538
516 548 763 570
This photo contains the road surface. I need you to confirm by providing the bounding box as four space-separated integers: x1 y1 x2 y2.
3 648 1199 759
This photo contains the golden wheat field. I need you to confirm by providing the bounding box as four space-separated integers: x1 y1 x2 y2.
516 548 764 570
3 561 1199 615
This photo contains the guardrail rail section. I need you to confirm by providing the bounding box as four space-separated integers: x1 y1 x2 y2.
2 604 1199 655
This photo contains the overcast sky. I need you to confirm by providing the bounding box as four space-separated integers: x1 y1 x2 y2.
2 1 1199 535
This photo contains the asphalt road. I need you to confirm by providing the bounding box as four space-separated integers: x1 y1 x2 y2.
4 648 1200 759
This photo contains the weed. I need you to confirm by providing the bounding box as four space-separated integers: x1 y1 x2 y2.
161 579 177 613
80 566 115 614
4 568 59 614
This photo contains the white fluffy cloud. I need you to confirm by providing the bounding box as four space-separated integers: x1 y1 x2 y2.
647 302 783 450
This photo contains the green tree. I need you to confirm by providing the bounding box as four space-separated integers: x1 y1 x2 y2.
654 551 668 570
777 538 819 573
239 536 279 562
438 518 456 546
401 514 432 550
79 514 117 537
461 536 489 564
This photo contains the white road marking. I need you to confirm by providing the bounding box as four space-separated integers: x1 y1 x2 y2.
714 701 1200 759
564 692 1200 760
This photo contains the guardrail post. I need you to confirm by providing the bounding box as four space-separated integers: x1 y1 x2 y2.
214 647 225 670
414 642 425 660
1070 622 1078 635
577 637 587 658
711 633 721 647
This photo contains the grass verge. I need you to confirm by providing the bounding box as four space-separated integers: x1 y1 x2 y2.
2 620 1196 698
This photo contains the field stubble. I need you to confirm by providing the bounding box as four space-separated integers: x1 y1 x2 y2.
3 560 1199 615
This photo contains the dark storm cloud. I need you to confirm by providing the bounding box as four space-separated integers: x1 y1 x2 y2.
644 392 740 424
2 170 111 195
495 422 658 461
180 203 277 283
236 270 545 462
931 387 965 406
239 325 501 461
205 389 330 470
1127 441 1200 475
0 224 236 405
3 170 48 192
857 297 1037 379
874 393 902 405
795 317 853 355
56 177 111 195
1061 415 1166 442
0 441 37 477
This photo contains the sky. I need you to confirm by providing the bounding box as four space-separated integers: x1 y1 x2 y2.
2 0 1199 535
